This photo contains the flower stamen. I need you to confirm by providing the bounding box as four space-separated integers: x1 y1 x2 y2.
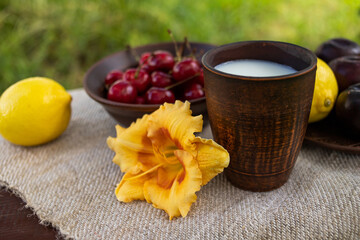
116 138 153 154
123 163 164 181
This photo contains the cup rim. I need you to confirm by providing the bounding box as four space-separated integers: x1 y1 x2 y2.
202 40 317 81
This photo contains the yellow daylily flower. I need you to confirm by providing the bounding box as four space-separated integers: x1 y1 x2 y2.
107 101 230 220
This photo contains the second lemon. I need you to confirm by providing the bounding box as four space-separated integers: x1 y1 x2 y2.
308 58 338 123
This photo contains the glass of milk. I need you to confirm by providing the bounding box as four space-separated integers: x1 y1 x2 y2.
202 41 317 192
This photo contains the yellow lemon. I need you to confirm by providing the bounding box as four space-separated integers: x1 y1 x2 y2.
309 58 338 123
0 77 72 146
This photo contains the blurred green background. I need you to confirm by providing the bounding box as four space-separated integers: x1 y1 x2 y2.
0 0 359 93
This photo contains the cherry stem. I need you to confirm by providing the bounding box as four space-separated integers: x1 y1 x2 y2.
165 73 200 90
126 45 140 62
168 29 181 61
179 41 185 59
184 37 195 59
126 45 143 78
135 67 140 79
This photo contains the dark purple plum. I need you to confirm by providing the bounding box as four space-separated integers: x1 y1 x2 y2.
329 55 360 92
335 83 360 133
315 38 360 63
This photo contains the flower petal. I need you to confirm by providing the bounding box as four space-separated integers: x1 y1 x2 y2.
108 100 230 220
148 101 203 152
148 127 180 165
115 163 162 202
143 150 202 220
193 137 230 185
107 115 160 173
157 164 183 189
115 170 148 202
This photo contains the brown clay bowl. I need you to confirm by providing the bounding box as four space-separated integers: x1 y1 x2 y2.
83 42 215 126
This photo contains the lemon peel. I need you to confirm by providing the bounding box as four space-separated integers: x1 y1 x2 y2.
309 58 338 123
0 77 71 146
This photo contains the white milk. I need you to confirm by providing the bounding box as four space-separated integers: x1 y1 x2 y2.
214 59 297 77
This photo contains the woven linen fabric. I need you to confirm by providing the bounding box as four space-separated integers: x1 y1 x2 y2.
0 88 359 239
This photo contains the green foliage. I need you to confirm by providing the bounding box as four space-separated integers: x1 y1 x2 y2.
0 0 359 93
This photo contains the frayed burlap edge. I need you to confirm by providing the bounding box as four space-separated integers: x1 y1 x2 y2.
0 180 74 240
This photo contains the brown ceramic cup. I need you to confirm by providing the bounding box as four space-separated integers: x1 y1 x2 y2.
202 41 317 192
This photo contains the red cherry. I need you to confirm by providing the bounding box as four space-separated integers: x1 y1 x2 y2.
135 95 146 104
147 50 175 72
105 70 123 89
140 64 151 73
145 87 175 104
107 80 137 103
123 68 151 93
151 71 173 88
184 83 205 100
139 52 151 66
139 52 152 73
193 68 204 86
172 58 201 82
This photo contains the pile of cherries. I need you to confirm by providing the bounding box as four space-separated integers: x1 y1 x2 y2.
104 48 204 104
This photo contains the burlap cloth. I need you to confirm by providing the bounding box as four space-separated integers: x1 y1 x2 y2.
1 89 359 239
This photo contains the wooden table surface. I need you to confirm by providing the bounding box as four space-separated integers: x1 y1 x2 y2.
0 187 61 239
